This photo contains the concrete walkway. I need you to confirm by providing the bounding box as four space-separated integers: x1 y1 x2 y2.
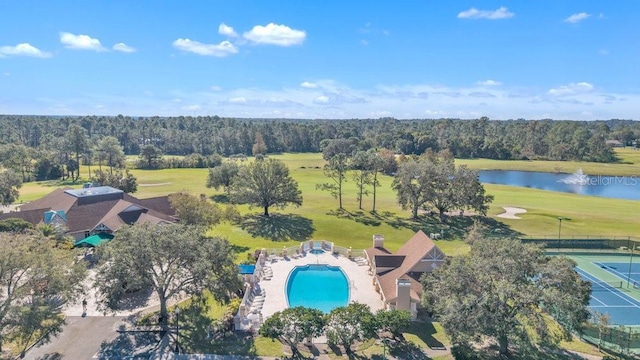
257 251 384 320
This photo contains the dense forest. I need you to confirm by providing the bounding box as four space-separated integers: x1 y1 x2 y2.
0 115 639 181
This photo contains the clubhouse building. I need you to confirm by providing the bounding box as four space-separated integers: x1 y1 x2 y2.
364 231 446 319
0 186 177 240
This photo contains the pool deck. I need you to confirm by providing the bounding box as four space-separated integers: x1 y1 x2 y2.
256 251 384 319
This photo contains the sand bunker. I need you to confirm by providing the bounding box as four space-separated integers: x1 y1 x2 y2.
496 207 527 219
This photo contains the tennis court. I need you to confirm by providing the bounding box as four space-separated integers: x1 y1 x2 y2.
596 261 640 287
561 253 640 325
576 266 640 326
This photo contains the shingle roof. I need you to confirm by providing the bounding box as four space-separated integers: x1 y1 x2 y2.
5 187 176 235
65 199 122 233
0 208 48 225
20 188 77 213
369 230 443 304
97 200 144 231
136 212 174 225
363 245 391 260
135 196 176 217
373 255 405 270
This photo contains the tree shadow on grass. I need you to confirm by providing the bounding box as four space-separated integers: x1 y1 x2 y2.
388 340 430 360
188 330 260 356
404 321 446 350
210 194 231 204
173 295 223 354
327 209 382 227
229 244 250 255
373 211 521 240
240 213 314 242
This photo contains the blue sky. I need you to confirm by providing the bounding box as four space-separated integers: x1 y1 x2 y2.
0 1 638 120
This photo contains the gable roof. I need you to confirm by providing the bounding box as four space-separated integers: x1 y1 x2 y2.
367 230 445 304
6 187 176 234
20 188 77 213
134 196 176 217
395 230 439 271
44 210 67 224
0 208 46 225
373 255 405 272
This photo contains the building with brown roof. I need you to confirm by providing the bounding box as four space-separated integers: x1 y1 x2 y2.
364 231 445 319
0 186 177 240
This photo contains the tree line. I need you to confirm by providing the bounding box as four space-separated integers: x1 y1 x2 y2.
1 115 638 165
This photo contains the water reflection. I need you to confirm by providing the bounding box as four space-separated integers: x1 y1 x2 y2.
479 170 640 201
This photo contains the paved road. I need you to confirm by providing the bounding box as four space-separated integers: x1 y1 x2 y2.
24 316 127 360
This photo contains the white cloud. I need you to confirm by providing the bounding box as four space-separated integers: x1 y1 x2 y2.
210 86 223 91
565 12 591 24
469 91 496 98
112 43 136 53
218 23 238 37
313 95 330 104
0 43 52 58
478 80 502 86
228 97 247 103
457 7 514 20
300 81 318 89
182 105 201 111
548 82 594 96
60 32 106 51
15 79 638 120
172 38 238 57
243 23 306 46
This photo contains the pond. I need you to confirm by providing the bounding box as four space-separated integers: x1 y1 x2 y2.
478 169 640 201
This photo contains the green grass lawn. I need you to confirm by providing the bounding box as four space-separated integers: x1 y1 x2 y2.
458 147 640 176
15 152 640 260
16 152 637 357
485 183 640 237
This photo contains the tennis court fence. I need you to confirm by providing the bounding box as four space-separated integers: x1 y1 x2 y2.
520 236 640 252
580 322 640 356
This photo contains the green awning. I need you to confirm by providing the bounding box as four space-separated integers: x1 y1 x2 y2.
73 233 114 248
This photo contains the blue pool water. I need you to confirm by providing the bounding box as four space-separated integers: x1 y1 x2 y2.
238 264 255 275
309 248 324 254
286 264 349 313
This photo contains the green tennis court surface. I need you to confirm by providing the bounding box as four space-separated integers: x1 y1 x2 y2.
562 253 640 326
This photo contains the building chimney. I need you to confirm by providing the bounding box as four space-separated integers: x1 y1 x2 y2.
396 278 411 312
373 234 384 248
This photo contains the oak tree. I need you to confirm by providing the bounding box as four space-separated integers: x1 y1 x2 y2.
325 303 376 355
0 232 86 354
230 158 302 217
422 238 590 357
168 192 222 226
0 169 22 205
259 306 325 355
206 161 239 195
94 223 241 332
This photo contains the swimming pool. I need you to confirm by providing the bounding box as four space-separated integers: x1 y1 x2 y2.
286 264 349 313
309 248 324 255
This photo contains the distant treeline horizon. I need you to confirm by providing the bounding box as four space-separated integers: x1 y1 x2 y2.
1 115 639 163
